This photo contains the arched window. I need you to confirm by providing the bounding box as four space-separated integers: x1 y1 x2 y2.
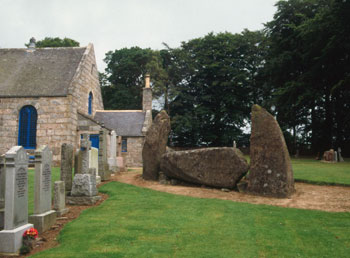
88 92 93 115
18 105 37 149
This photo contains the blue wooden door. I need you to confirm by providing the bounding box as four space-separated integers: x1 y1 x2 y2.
90 134 99 149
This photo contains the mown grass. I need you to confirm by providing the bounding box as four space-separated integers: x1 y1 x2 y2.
292 158 350 186
31 181 350 258
28 167 61 215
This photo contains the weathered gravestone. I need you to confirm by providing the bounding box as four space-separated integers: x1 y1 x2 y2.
29 145 57 233
53 181 69 216
160 147 249 188
116 136 125 172
0 146 33 255
98 128 111 181
0 155 5 230
67 135 101 205
60 143 73 193
89 147 100 184
108 130 118 172
338 147 344 162
246 105 295 198
142 110 171 180
323 149 335 162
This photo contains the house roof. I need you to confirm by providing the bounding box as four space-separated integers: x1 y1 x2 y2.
94 110 146 137
0 47 86 97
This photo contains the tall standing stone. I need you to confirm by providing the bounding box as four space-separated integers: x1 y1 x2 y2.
338 147 344 162
246 105 295 198
60 143 73 193
29 145 56 233
98 128 110 181
116 136 125 172
142 110 171 180
53 181 69 216
108 130 118 172
0 146 33 255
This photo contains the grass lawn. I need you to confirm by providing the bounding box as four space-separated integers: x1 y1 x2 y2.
31 181 350 258
292 158 350 186
28 167 61 215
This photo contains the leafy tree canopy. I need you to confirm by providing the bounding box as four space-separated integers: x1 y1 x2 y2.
25 37 80 48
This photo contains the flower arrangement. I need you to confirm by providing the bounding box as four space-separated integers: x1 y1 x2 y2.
20 227 38 254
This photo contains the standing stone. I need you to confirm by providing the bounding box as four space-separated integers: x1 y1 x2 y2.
338 147 344 162
0 146 33 255
142 110 171 180
29 145 56 234
108 130 118 172
246 105 295 198
60 143 73 193
334 151 338 162
161 147 249 188
0 155 5 230
98 128 110 181
53 181 69 216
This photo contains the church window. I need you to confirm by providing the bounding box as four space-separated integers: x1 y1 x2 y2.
88 92 93 115
122 138 127 152
18 105 37 149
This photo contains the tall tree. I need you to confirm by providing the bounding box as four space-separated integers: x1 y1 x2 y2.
25 37 79 47
169 31 267 147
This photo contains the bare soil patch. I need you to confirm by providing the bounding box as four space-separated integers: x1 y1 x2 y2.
114 170 350 213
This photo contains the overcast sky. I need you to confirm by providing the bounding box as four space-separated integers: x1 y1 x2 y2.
0 0 277 71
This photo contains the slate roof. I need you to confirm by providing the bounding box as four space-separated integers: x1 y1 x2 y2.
94 111 146 137
0 47 86 97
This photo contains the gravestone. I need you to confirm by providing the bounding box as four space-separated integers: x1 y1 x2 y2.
74 150 82 175
338 147 344 162
108 130 118 172
98 128 111 181
0 155 5 229
246 105 295 198
89 147 100 184
60 143 73 193
334 151 338 162
29 145 56 234
53 181 69 216
0 146 33 255
323 149 335 162
67 135 101 205
117 136 126 172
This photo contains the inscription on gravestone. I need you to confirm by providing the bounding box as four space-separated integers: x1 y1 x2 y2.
42 164 51 192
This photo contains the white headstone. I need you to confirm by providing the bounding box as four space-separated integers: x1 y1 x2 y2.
33 146 52 214
4 146 29 229
108 130 118 171
89 147 99 173
0 146 33 254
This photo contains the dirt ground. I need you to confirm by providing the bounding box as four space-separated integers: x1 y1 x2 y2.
115 170 350 213
3 170 349 257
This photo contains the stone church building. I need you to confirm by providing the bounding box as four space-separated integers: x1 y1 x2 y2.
0 41 152 167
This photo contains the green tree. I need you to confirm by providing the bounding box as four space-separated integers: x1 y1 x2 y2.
25 37 80 47
169 31 267 147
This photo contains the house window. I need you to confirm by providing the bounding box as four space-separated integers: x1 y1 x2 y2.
18 105 37 149
88 92 93 115
122 138 127 152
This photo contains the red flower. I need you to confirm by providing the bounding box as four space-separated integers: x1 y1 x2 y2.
23 228 38 239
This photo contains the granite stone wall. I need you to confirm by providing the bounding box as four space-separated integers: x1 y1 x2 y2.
122 137 144 167
0 97 76 165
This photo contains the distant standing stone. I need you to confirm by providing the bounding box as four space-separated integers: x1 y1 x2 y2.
142 110 171 180
246 105 295 198
161 147 249 188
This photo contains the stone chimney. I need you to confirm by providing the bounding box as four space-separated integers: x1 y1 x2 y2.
28 37 36 49
142 73 152 111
